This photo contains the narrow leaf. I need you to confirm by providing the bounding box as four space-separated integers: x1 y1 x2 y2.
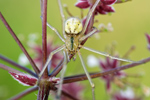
9 72 37 86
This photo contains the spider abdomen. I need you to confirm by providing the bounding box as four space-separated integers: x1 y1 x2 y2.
65 36 79 55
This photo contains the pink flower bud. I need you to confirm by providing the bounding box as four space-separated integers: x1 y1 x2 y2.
75 0 90 9
101 0 117 5
101 4 115 12
145 33 150 50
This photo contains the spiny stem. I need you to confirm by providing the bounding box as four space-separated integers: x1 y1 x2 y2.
42 0 48 75
63 57 150 84
37 82 50 100
0 12 40 75
0 54 37 78
38 0 51 99
9 86 38 100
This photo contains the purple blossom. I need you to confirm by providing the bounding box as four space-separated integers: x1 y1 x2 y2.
99 57 125 92
32 41 62 70
75 0 117 15
82 16 95 35
75 0 90 9
61 83 84 100
112 89 142 100
145 33 150 50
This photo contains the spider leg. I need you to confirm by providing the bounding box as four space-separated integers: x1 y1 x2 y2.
58 0 66 39
82 46 135 63
80 0 100 36
73 54 77 61
79 28 98 42
64 4 73 17
39 45 65 77
40 16 65 42
65 51 70 62
78 51 95 100
55 50 67 100
47 22 65 42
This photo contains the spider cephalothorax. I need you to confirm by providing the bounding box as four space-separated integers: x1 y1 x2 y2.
65 17 83 35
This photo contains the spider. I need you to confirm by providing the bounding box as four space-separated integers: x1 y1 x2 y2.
39 0 133 99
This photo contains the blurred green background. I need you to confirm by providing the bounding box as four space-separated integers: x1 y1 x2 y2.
0 0 150 100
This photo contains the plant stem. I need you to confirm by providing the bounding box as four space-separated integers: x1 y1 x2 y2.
0 63 21 73
37 81 50 100
51 87 78 100
0 12 40 75
63 57 150 84
40 0 43 16
116 0 131 3
50 58 64 77
0 54 37 78
41 0 48 77
42 0 47 66
61 90 78 100
9 86 38 100
37 0 51 99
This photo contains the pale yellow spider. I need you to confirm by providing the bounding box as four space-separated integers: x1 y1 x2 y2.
39 0 133 99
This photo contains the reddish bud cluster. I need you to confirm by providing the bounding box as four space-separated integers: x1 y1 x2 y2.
76 0 116 15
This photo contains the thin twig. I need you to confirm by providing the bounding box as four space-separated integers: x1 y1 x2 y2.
50 58 64 77
52 87 78 100
81 9 84 19
122 46 135 59
116 0 132 3
61 90 78 100
120 46 136 65
0 54 37 78
0 63 21 73
0 12 40 75
40 0 43 16
64 4 73 17
63 57 150 84
9 86 38 100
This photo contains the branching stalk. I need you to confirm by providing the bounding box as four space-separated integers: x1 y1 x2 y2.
9 86 38 100
63 57 150 84
0 12 40 75
42 0 48 71
0 55 37 78
0 63 21 73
